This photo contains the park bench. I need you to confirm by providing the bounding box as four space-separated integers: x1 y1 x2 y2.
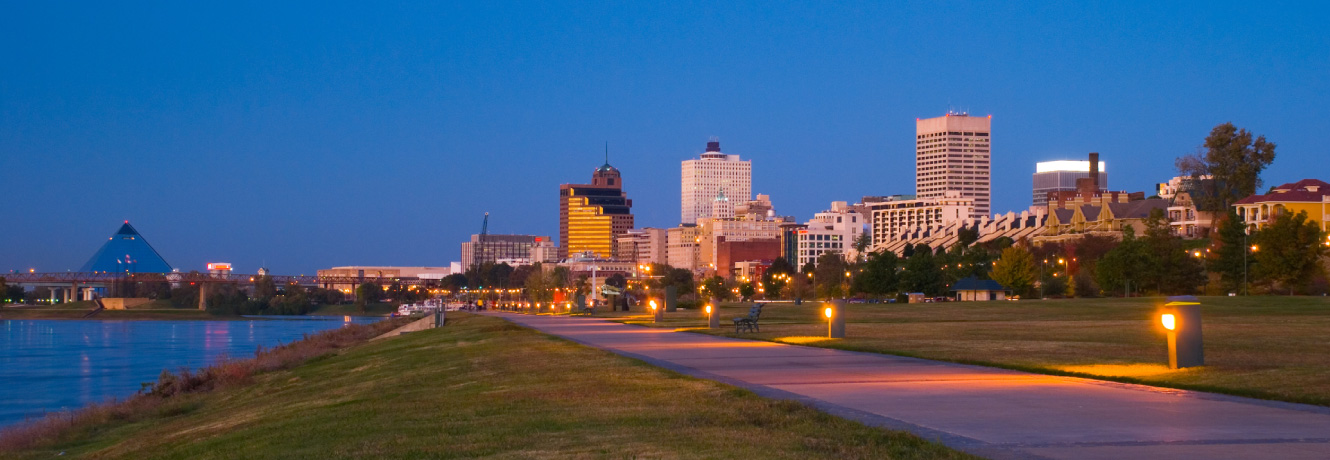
733 303 764 333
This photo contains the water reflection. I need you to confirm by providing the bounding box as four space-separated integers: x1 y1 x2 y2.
0 316 379 427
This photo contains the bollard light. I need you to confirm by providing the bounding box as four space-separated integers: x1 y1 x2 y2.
826 300 845 338
1161 296 1203 369
650 299 663 323
707 299 720 329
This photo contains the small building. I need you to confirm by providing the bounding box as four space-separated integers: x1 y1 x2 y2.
951 277 1008 301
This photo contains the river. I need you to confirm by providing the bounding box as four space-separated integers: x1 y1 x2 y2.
0 316 381 427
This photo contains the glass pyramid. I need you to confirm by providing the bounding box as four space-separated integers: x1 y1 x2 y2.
79 221 174 273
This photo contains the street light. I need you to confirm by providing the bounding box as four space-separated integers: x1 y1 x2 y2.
706 301 719 329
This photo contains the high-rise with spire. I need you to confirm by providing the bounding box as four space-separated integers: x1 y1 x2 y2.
681 138 752 225
559 151 634 259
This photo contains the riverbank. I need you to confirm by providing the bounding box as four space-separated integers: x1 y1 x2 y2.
0 313 970 459
0 305 225 320
0 302 396 320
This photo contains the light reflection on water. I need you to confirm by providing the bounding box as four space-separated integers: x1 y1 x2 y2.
0 316 379 427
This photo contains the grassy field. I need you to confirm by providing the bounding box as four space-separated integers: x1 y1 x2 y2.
590 296 1330 406
2 313 970 460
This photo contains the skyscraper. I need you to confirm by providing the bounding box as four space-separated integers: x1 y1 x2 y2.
559 159 634 259
916 113 992 219
681 139 751 225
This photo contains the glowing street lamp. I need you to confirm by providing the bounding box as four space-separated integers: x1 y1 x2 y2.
1161 296 1204 369
825 300 845 338
649 299 662 323
706 301 719 329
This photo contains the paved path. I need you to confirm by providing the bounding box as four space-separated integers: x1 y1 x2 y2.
491 313 1330 460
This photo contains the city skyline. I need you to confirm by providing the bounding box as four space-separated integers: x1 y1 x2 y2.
3 2 1327 274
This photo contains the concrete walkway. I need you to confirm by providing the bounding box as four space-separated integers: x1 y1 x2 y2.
491 313 1330 460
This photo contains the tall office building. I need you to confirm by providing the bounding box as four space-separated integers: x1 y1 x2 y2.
559 160 634 259
916 113 992 219
681 139 752 225
1033 154 1108 208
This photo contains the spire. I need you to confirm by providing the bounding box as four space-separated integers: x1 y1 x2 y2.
605 141 609 164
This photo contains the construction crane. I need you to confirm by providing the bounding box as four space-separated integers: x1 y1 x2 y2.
480 212 489 240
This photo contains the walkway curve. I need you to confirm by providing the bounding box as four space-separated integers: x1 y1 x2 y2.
490 312 1330 460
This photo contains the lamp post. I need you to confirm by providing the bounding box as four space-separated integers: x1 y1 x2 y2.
649 299 662 323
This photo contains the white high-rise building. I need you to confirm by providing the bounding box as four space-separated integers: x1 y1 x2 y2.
916 113 991 219
681 139 752 225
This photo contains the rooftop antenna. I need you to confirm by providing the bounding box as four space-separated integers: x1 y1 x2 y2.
604 141 608 164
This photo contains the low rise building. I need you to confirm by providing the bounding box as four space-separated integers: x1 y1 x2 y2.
666 225 701 271
797 201 865 268
1234 179 1330 232
461 234 550 270
614 228 667 265
715 237 780 279
866 192 974 249
316 266 453 292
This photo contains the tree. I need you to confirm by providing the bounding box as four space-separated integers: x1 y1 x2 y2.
1141 208 1207 295
1096 226 1152 296
991 246 1037 298
605 273 627 289
900 250 945 296
355 282 383 311
1175 122 1277 211
660 267 695 297
813 251 849 298
1073 234 1119 283
701 276 730 301
1253 210 1328 294
252 275 278 301
852 232 873 263
441 273 468 291
761 257 796 299
738 282 756 301
957 225 980 247
853 251 899 296
1210 211 1251 293
524 266 553 303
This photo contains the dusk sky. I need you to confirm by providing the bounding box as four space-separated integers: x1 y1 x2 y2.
3 1 1327 274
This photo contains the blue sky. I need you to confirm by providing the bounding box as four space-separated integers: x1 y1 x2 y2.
3 1 1327 274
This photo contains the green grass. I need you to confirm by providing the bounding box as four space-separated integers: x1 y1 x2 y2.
593 296 1330 407
307 302 397 316
2 313 971 460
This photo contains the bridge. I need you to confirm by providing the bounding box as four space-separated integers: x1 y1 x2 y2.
1 272 429 309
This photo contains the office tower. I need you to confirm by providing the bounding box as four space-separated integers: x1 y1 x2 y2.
1033 153 1108 208
681 139 751 225
916 113 991 218
559 159 634 259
